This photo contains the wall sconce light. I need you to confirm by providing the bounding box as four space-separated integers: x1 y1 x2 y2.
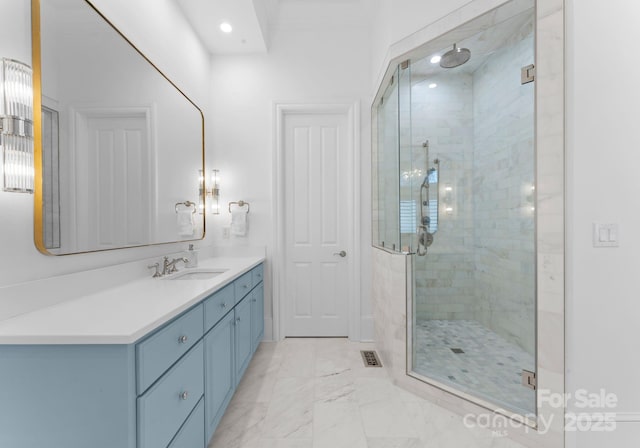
0 58 34 193
198 169 221 215
211 169 220 215
443 184 453 215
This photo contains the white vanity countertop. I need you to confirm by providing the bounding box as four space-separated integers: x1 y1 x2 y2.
0 256 264 345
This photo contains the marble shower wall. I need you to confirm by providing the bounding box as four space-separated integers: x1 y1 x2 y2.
411 18 536 355
371 247 408 380
411 74 476 321
472 18 535 354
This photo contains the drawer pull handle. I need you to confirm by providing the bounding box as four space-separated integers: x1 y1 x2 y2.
180 391 189 400
178 335 188 344
221 302 227 309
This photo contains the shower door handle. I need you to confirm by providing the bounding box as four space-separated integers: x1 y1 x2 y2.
333 250 347 258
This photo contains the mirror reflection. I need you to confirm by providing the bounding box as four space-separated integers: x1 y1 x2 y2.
36 0 205 255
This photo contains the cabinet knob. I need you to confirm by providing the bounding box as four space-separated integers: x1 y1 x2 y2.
220 302 227 309
180 391 189 400
243 284 248 289
252 298 257 303
236 317 241 323
178 335 188 344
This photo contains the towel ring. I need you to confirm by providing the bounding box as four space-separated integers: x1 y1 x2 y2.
175 201 197 214
228 200 250 214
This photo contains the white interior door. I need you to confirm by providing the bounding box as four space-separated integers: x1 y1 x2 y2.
75 112 152 250
283 111 352 337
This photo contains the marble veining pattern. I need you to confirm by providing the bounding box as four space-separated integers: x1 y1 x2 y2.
412 319 535 415
208 338 527 448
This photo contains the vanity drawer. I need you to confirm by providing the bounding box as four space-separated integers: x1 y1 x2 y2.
203 283 235 332
234 271 253 300
168 397 204 448
136 304 204 394
251 264 264 285
138 341 204 448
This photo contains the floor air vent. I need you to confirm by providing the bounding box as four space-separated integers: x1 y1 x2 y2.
360 350 383 367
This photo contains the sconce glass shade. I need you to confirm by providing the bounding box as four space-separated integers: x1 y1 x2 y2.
197 169 221 214
0 58 34 193
211 169 220 215
198 169 205 214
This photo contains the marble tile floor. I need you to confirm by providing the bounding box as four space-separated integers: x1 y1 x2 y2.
208 338 527 448
413 320 536 415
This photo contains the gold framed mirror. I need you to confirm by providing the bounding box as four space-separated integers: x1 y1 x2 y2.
32 0 205 255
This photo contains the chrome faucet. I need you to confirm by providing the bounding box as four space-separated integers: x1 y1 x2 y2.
163 256 189 275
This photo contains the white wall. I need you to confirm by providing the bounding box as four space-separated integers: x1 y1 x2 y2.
208 2 373 339
565 0 640 445
0 0 212 290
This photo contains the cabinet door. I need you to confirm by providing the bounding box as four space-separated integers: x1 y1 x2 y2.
204 312 235 441
251 283 264 353
234 296 252 384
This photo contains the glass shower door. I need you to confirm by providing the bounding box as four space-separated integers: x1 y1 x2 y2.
408 4 537 417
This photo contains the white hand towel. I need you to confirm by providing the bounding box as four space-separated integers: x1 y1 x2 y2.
177 209 195 237
230 210 247 236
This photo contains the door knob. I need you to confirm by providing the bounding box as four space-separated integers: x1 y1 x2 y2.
333 250 347 258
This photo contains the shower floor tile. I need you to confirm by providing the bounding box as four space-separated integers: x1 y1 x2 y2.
413 319 535 415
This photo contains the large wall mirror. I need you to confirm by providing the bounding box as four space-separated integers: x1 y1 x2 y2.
32 0 205 255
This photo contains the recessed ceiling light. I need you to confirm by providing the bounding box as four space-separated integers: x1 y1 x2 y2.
430 55 441 64
220 22 233 33
429 83 437 89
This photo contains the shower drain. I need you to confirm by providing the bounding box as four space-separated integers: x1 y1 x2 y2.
360 350 383 367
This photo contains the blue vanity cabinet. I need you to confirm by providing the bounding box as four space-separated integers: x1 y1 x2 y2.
202 263 265 440
0 262 264 448
234 294 253 384
251 282 265 353
251 264 264 285
204 283 235 330
0 344 137 448
234 271 253 300
137 341 204 448
204 311 236 441
136 304 204 394
168 398 205 448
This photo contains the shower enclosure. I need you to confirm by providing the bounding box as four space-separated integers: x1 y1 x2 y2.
373 0 537 417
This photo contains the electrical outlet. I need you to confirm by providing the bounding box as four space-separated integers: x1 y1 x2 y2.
222 227 230 239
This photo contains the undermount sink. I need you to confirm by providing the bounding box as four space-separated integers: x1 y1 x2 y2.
166 269 228 280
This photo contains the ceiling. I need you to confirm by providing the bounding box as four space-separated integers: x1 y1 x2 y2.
174 0 277 54
174 0 368 55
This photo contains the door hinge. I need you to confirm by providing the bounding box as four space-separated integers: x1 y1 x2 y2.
522 369 537 390
400 60 410 70
521 64 535 84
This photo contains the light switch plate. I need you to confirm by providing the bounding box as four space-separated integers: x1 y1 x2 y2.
593 223 619 247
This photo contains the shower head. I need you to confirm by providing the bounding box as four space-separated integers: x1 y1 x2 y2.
439 43 471 69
